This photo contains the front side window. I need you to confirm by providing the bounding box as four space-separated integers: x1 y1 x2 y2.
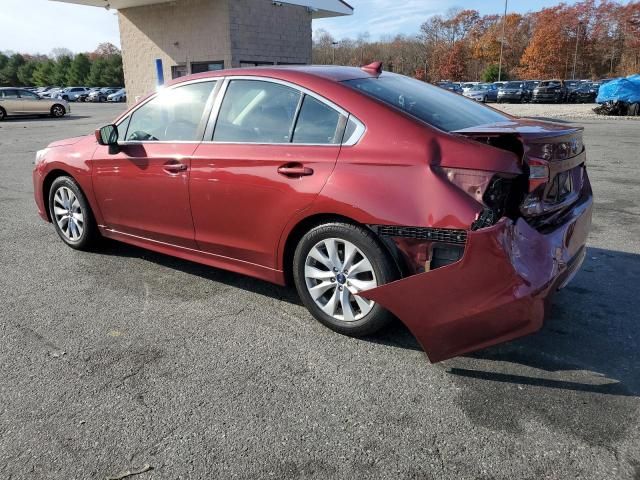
344 73 509 132
124 81 216 142
292 95 342 144
213 80 301 143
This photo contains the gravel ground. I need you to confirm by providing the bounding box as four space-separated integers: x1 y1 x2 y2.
493 101 640 120
0 103 639 479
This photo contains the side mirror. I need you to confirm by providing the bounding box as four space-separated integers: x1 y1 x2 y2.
95 124 118 146
95 124 120 154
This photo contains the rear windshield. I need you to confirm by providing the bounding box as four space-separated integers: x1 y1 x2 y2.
343 74 508 132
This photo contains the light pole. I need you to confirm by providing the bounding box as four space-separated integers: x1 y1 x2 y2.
572 22 583 80
498 0 508 81
332 41 338 65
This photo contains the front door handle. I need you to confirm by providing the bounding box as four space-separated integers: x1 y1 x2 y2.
278 163 314 177
163 162 188 174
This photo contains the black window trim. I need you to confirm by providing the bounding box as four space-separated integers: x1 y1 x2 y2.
115 78 222 145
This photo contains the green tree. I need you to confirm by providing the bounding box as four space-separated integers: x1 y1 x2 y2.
17 61 38 86
67 53 91 85
32 60 55 86
0 54 26 86
52 56 72 86
86 58 108 86
481 63 509 82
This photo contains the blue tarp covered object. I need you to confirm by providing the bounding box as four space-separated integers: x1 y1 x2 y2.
596 74 640 103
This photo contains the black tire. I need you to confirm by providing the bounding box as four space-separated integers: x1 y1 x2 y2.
293 222 397 337
0 107 5 121
628 103 639 116
50 104 66 118
48 176 99 250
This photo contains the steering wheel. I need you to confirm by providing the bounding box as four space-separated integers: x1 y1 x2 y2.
128 131 159 142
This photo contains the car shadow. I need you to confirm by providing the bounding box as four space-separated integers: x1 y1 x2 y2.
1 115 90 123
97 240 639 395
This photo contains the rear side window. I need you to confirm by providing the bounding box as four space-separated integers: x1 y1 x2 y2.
1 89 19 99
125 81 216 142
213 80 301 143
292 95 342 144
343 73 509 132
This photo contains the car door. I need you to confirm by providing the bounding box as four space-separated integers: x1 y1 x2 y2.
190 78 346 268
17 89 46 114
92 79 217 248
0 89 21 114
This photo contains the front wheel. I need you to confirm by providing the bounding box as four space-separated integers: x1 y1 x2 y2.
50 104 66 118
48 176 99 250
0 107 6 121
293 223 397 337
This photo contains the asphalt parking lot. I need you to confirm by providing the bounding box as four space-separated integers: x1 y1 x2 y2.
1 102 639 479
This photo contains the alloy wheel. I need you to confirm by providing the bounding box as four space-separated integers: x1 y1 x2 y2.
304 238 378 322
53 186 84 241
52 105 64 117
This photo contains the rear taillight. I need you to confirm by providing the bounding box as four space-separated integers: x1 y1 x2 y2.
527 158 549 192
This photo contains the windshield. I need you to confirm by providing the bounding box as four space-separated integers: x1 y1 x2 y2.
505 82 524 89
539 81 561 87
343 74 509 132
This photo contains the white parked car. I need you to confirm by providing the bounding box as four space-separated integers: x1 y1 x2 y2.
461 82 481 93
56 87 90 102
107 88 127 102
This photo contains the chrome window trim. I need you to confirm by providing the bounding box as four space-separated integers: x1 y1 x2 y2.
112 75 367 148
202 75 366 147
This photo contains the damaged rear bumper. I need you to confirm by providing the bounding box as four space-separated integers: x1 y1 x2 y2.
361 182 593 363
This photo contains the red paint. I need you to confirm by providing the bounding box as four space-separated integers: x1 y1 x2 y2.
33 66 593 362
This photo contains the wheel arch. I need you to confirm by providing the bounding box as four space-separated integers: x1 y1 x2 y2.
280 213 406 287
42 169 78 222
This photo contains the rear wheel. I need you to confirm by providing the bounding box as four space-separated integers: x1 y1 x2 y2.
50 104 66 118
48 176 98 250
293 223 397 337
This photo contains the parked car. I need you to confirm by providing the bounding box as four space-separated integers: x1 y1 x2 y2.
77 87 101 102
497 81 531 103
56 87 90 102
32 65 592 363
461 82 481 93
40 87 62 98
531 80 568 103
463 83 497 102
0 87 69 120
568 83 598 103
492 81 507 89
436 82 462 94
107 88 127 102
89 88 120 103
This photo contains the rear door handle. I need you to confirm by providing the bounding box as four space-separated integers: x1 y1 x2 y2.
277 164 314 177
163 162 188 174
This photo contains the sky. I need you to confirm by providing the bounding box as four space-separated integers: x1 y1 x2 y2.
0 0 631 55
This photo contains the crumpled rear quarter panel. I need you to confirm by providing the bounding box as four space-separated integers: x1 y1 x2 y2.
361 183 593 363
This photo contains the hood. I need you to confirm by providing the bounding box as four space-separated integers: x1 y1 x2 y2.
47 135 92 148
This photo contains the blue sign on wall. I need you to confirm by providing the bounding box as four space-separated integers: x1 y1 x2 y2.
155 58 164 87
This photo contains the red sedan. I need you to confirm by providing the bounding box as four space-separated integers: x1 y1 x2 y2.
33 64 592 362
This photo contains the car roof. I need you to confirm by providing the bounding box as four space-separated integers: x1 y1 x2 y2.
166 65 379 88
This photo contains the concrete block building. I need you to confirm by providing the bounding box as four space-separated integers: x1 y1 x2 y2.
52 0 353 102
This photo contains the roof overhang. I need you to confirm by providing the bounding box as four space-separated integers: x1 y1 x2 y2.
50 0 353 18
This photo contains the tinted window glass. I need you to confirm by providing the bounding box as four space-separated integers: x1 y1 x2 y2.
1 89 19 99
344 74 509 132
125 81 215 142
293 95 342 144
505 82 524 89
213 80 301 143
19 90 40 99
